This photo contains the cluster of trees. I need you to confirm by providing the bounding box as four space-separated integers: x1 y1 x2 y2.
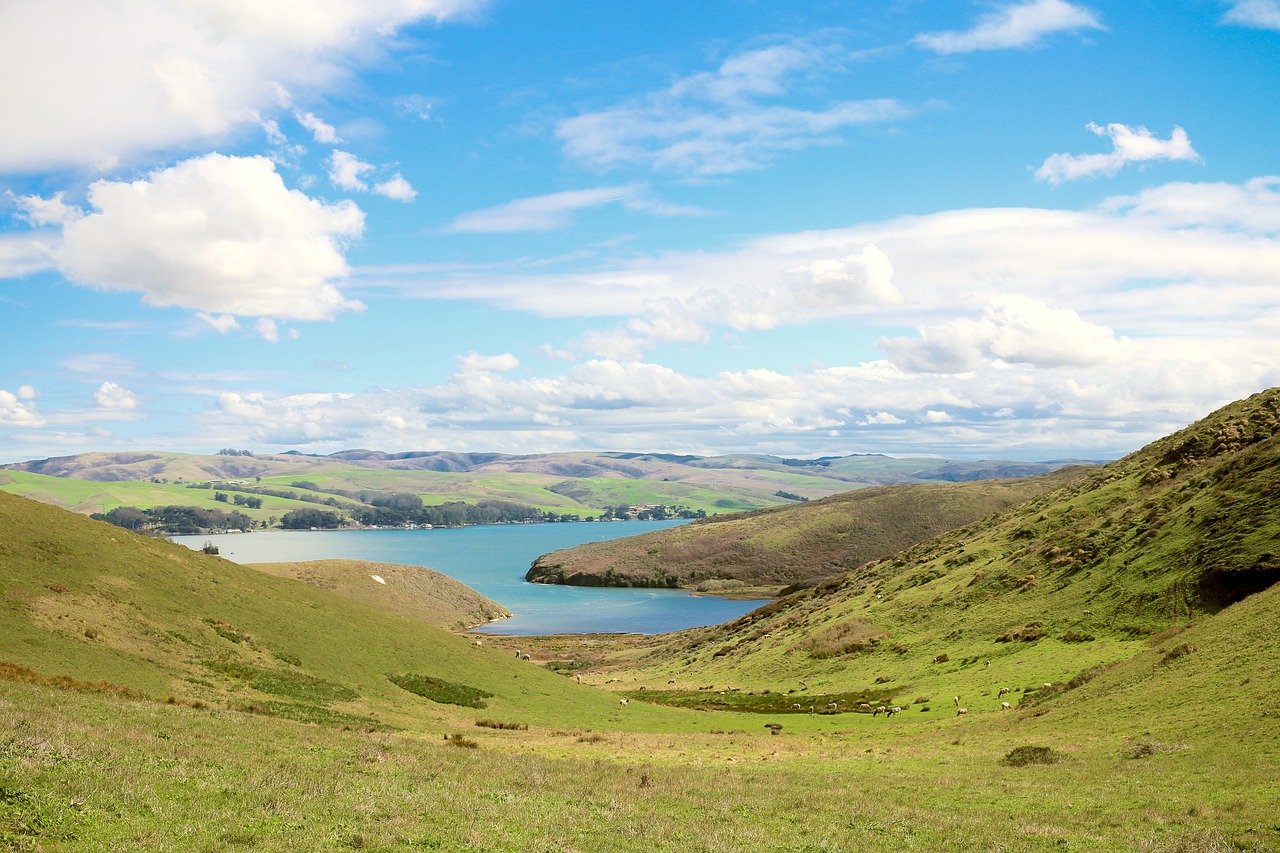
774 491 809 502
280 508 344 529
216 448 255 457
188 481 342 509
213 492 263 508
92 505 256 535
599 504 705 521
348 495 554 528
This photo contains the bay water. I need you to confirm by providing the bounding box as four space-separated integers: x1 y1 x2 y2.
172 521 763 635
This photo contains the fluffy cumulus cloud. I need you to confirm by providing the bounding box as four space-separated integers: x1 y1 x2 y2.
374 175 418 202
880 295 1124 374
0 386 44 427
0 0 489 172
1036 123 1201 185
93 381 138 410
556 39 911 176
296 111 340 144
200 332 1280 458
1222 0 1280 30
354 175 1280 454
914 0 1104 54
328 151 418 202
328 150 375 191
54 153 365 322
456 352 520 372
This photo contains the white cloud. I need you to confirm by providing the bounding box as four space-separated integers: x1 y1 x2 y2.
256 317 280 343
198 331 1280 458
0 232 56 278
861 411 906 426
328 150 374 191
1100 176 1280 232
1036 123 1201 185
0 0 489 172
0 388 45 427
881 296 1124 374
1222 0 1280 29
374 174 418 202
456 352 520 373
93 381 137 410
444 186 685 233
55 153 364 322
556 39 911 176
199 313 243 335
914 0 1104 54
296 111 341 143
10 192 82 228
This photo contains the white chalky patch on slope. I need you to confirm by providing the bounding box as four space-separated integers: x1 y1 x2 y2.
371 575 386 584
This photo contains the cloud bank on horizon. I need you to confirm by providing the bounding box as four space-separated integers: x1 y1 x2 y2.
2 0 1279 462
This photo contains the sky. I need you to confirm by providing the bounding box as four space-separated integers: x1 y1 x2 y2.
2 0 1279 464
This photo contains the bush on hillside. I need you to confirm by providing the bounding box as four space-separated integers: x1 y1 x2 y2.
389 673 492 708
995 622 1043 643
1000 745 1062 767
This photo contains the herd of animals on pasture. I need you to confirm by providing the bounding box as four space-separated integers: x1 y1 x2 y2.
478 637 1046 719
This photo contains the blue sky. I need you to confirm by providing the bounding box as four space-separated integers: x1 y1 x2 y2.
2 0 1279 463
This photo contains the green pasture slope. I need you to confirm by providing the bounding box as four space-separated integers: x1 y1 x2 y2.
526 467 1091 593
0 469 361 523
3 390 1280 849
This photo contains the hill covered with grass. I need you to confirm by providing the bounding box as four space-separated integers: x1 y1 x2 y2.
245 559 510 630
526 467 1089 595
594 388 1280 708
0 448 1087 529
2 391 1279 850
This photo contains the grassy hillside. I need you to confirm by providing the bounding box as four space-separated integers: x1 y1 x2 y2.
2 392 1279 850
589 389 1280 707
527 468 1089 595
0 491 696 735
0 448 1087 526
245 559 511 630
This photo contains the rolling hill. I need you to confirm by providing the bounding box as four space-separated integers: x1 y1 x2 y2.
0 448 1090 527
589 388 1280 705
526 467 1091 594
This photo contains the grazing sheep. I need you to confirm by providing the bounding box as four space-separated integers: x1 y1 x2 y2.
889 706 902 716
1043 682 1052 689
826 702 839 711
985 659 991 668
1001 702 1012 710
573 674 581 684
514 650 522 658
998 687 1011 697
522 653 532 661
473 639 483 646
808 706 815 715
956 708 969 717
858 703 872 712
792 703 801 710
1083 609 1093 615
953 695 960 706
619 698 629 707
873 706 887 717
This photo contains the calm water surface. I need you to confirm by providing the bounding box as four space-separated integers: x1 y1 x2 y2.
172 521 763 635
